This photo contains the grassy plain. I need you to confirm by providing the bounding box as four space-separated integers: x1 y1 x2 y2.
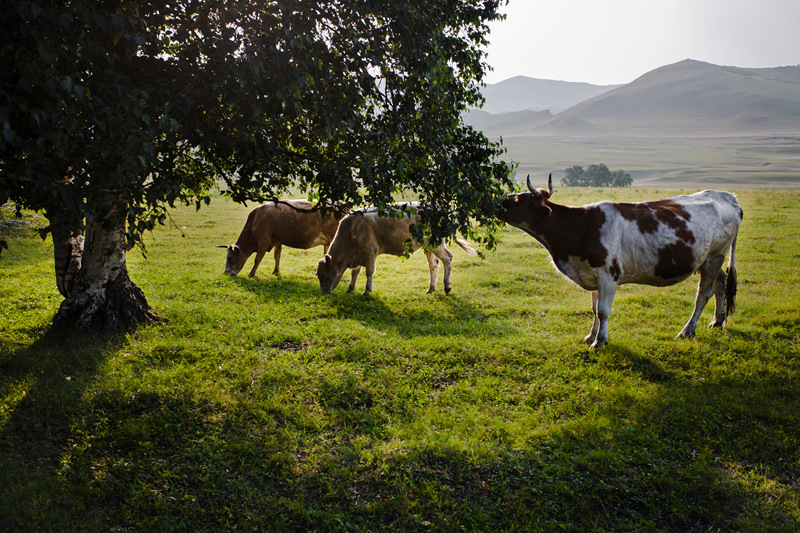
1 187 799 531
502 135 800 189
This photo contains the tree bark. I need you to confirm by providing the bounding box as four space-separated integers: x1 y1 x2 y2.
51 225 84 298
52 209 157 332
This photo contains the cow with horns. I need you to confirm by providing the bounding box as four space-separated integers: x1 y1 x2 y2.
499 175 743 347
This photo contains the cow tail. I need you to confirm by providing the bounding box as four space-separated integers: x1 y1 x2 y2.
455 239 477 256
725 232 738 320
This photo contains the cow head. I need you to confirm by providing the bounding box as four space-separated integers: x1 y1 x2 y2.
499 174 554 230
316 254 345 294
217 244 247 276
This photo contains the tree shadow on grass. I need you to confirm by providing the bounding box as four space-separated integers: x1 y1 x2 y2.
0 324 318 530
332 365 800 531
325 291 511 339
0 329 127 530
2 325 798 531
2 325 388 530
228 272 322 300
227 272 508 339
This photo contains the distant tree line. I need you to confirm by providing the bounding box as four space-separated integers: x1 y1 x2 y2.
562 164 633 187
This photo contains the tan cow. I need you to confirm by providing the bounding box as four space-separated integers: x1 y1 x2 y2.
316 203 476 295
218 200 347 277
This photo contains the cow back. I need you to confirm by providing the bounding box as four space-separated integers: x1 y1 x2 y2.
598 190 742 286
245 200 341 250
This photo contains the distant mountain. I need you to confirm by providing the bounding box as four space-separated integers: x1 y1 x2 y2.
538 59 800 135
465 60 800 137
478 76 621 114
462 109 554 135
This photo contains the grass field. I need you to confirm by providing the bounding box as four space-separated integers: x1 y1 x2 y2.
1 187 799 531
501 135 800 189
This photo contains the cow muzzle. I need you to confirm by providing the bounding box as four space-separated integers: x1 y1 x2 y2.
316 255 343 293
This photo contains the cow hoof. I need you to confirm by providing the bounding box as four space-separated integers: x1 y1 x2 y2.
445 287 451 295
346 287 354 294
590 339 607 349
676 330 696 339
426 288 435 294
582 335 595 344
707 320 723 329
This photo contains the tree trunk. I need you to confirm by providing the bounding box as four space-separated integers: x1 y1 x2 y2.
52 210 157 332
51 225 84 298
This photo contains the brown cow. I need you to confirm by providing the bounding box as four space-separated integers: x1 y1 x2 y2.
218 200 346 277
316 203 476 295
499 175 742 348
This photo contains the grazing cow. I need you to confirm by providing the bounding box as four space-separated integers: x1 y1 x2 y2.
316 203 476 295
499 175 743 348
218 200 346 277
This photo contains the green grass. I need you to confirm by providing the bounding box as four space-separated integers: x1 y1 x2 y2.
502 135 800 189
2 189 799 531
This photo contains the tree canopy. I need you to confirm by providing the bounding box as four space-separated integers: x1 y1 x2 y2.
562 164 633 187
1 0 512 330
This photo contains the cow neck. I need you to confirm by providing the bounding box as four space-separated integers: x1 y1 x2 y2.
234 226 258 256
328 221 356 270
537 202 606 264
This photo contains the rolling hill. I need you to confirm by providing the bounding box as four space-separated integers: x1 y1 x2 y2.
543 59 800 134
469 60 800 137
478 75 621 114
466 60 800 188
462 109 554 136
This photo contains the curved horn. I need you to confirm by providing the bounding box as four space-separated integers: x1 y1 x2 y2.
548 173 553 196
216 245 230 249
526 174 538 196
526 174 543 198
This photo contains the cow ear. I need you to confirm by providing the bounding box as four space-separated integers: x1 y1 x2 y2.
535 205 552 218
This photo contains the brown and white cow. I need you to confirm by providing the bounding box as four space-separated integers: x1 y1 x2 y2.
499 175 743 348
218 200 346 277
316 203 476 295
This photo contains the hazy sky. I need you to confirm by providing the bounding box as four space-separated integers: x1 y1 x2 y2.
483 0 800 85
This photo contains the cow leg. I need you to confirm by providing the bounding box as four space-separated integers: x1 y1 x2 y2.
346 266 361 293
588 279 617 348
248 248 268 277
424 251 440 293
431 244 454 294
363 259 376 295
583 291 601 345
707 268 727 329
678 255 724 338
272 245 283 275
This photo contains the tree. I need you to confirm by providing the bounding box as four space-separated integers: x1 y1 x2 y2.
1 1 512 332
561 164 632 187
562 165 589 187
586 164 612 187
611 169 633 187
